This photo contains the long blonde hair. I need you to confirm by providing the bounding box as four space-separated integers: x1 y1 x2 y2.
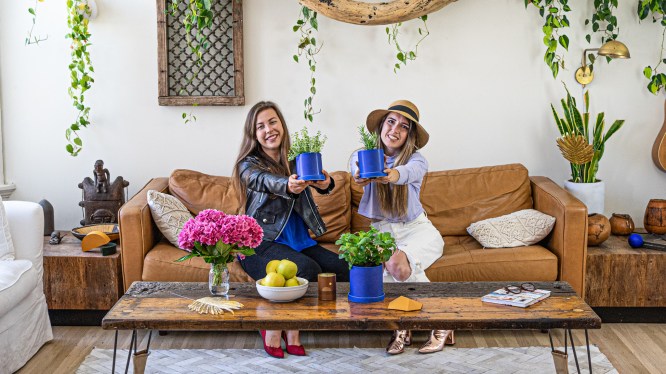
232 101 291 211
375 114 418 218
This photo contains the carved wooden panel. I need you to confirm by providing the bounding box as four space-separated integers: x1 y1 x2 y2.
157 0 244 106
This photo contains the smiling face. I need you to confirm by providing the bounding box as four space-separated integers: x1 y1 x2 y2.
255 108 284 161
380 112 412 156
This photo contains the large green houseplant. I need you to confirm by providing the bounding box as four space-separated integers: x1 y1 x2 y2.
336 227 396 303
551 86 624 213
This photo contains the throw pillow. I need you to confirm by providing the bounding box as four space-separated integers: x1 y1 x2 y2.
147 190 193 248
0 196 15 261
466 209 556 248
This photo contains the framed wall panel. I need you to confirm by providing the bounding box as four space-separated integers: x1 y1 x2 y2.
157 0 244 106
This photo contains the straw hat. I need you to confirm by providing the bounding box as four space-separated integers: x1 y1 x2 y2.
366 100 429 148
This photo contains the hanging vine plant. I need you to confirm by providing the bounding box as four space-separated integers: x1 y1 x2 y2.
65 0 94 156
167 0 215 124
524 0 571 78
386 15 430 73
638 0 666 94
26 0 48 46
293 6 321 123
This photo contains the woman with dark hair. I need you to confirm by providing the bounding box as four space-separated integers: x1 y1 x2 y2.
232 101 349 358
351 100 453 355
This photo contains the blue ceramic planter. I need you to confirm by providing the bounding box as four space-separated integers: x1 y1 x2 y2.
358 149 388 179
348 264 384 303
295 152 325 181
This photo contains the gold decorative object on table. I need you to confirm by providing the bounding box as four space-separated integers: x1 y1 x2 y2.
188 298 243 315
71 223 119 240
557 135 594 165
388 296 423 311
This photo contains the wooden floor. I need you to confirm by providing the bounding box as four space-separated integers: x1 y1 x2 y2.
17 324 666 374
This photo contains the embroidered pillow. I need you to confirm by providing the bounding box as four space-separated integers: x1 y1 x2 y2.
147 190 193 248
466 209 556 248
0 196 15 261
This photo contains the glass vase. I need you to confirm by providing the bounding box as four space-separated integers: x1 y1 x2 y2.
209 263 230 296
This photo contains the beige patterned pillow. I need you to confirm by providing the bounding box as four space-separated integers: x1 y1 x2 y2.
466 209 555 248
147 190 193 248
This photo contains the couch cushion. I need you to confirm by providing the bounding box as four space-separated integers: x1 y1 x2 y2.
0 198 15 261
425 236 558 282
147 190 194 248
169 169 241 215
310 171 352 242
421 164 533 236
143 241 254 283
0 260 36 317
467 209 556 248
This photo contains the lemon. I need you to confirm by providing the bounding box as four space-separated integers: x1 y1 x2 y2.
285 278 300 287
263 272 286 287
276 259 298 280
265 260 280 275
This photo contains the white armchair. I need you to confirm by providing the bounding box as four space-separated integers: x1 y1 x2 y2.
0 201 53 373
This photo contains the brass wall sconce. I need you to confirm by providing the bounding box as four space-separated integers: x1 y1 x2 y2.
575 40 631 86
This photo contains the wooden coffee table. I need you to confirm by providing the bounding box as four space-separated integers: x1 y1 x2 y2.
103 281 601 373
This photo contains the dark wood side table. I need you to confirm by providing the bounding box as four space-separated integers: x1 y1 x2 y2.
43 234 122 311
585 234 666 307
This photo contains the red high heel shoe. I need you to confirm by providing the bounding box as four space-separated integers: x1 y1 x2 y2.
281 331 306 356
260 330 284 358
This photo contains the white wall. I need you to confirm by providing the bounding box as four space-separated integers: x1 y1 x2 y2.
0 0 664 229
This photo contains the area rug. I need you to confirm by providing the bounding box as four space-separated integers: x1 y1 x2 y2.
77 346 617 373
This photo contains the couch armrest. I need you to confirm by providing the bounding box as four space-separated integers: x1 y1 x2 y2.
530 176 588 297
3 201 45 286
119 178 169 291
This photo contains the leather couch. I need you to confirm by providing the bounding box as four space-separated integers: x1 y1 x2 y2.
119 163 588 296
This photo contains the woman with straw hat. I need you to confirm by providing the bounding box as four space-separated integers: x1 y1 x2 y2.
350 100 453 355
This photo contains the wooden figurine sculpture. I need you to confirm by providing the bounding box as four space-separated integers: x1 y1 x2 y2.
78 160 129 226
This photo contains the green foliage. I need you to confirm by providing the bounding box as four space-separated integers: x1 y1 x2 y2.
26 0 48 46
65 0 94 156
586 0 619 48
335 228 397 269
358 125 378 150
287 126 327 161
293 6 321 123
550 85 625 183
524 0 571 78
638 0 666 94
176 241 256 266
385 15 430 73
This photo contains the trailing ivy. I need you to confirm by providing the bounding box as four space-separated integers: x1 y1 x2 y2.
586 0 619 45
386 15 430 73
524 0 571 78
65 0 94 156
26 0 48 46
293 6 321 123
638 0 666 94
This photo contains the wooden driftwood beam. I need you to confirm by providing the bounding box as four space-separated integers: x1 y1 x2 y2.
299 0 458 25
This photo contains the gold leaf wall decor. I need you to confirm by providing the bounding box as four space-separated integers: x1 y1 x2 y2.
557 135 594 165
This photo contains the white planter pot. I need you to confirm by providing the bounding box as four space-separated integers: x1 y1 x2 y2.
563 180 605 215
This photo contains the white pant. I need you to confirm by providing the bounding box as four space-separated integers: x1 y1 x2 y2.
371 213 444 283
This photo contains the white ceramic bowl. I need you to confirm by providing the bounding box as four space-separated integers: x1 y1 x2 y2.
255 277 309 302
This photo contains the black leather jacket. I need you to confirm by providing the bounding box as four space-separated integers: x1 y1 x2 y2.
238 155 335 241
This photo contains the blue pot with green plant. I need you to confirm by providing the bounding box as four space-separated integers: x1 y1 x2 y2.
288 127 327 181
356 125 387 178
336 227 397 303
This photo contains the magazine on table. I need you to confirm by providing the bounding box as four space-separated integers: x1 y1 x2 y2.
481 288 551 308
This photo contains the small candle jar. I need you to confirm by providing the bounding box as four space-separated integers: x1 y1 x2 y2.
318 273 336 301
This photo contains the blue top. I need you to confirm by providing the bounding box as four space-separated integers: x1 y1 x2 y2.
350 151 428 223
275 212 317 252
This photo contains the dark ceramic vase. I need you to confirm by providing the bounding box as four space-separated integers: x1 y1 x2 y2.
588 213 611 246
644 199 666 235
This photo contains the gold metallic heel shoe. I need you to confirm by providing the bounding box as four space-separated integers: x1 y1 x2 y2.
418 330 454 354
386 330 412 355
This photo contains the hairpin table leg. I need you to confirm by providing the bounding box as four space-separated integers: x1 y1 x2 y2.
124 330 136 374
567 329 581 373
585 329 592 374
549 329 570 374
133 330 153 374
111 330 118 373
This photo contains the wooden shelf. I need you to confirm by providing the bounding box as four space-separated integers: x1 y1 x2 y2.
43 234 122 310
585 234 666 307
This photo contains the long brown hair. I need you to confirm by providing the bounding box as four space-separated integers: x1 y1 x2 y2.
375 114 418 218
232 101 292 211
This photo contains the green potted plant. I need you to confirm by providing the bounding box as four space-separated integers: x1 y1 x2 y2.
356 125 387 178
335 227 397 303
551 85 624 214
288 126 327 181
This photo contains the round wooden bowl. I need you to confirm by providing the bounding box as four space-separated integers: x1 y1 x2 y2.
71 224 119 241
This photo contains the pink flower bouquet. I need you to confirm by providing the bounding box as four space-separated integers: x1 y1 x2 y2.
176 209 263 266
